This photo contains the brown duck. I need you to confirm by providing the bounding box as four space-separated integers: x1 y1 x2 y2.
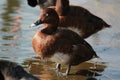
31 8 98 75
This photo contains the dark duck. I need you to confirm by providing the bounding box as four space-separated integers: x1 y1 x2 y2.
31 8 98 75
29 0 111 38
27 0 56 9
0 60 39 80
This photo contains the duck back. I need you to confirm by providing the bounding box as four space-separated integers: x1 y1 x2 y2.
59 6 110 38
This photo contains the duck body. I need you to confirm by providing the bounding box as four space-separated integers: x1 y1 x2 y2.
32 29 97 65
58 5 110 38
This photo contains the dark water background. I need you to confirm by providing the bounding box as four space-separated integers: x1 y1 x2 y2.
0 0 120 80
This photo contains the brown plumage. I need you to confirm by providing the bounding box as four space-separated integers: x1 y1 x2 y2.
58 6 110 38
55 0 69 16
30 0 111 38
31 8 98 75
55 0 111 38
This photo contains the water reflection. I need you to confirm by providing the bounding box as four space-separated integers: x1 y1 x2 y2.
0 0 21 40
23 57 106 80
0 0 22 31
1 0 20 26
0 0 22 59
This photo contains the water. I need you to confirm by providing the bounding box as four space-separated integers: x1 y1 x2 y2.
0 0 120 80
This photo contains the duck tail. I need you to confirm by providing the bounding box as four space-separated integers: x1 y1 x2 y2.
94 54 100 58
93 52 102 60
103 21 111 28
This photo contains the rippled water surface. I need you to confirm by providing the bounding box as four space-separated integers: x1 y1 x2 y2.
0 0 120 80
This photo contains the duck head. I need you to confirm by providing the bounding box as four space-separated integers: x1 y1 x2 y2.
27 0 38 7
31 8 59 34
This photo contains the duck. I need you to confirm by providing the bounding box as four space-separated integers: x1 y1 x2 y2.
30 0 111 38
0 60 39 80
27 0 56 9
31 8 98 75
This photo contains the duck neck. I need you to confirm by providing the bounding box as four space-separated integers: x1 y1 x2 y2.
55 0 70 16
41 24 58 35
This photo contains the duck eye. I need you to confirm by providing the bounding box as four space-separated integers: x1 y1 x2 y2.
45 13 49 17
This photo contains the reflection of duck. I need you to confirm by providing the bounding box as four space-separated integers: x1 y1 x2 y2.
29 0 111 38
11 16 22 32
86 77 97 80
75 61 106 80
31 8 98 75
24 58 106 80
1 0 22 33
1 0 20 26
0 60 39 80
23 58 55 80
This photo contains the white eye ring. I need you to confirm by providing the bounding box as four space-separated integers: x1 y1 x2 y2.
46 13 49 17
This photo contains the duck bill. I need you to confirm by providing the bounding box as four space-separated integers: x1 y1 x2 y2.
30 20 43 27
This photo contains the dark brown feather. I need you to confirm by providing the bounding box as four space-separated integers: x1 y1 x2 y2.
56 3 111 38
